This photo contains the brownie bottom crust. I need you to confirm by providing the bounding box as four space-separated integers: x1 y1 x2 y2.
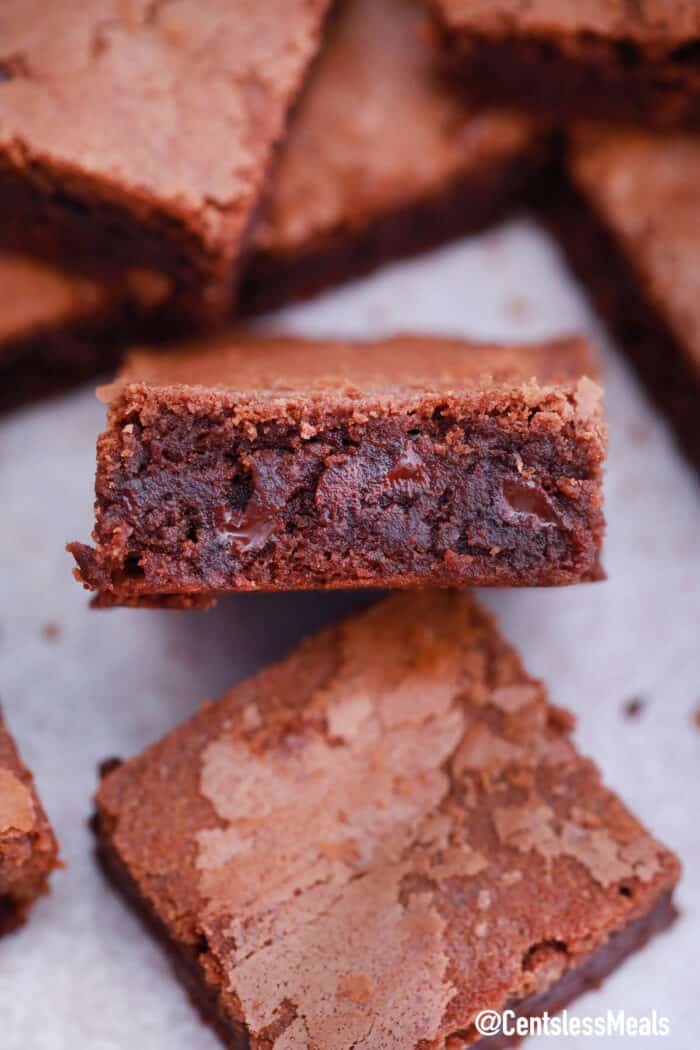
95 791 676 1050
435 30 700 130
544 174 700 474
241 146 546 316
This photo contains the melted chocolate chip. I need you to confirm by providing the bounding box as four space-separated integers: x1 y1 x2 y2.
215 501 277 554
385 444 427 486
502 479 561 525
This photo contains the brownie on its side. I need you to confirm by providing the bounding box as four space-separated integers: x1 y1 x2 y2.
69 333 605 606
95 591 679 1050
548 126 700 473
0 709 59 935
0 0 332 322
242 0 545 313
432 0 700 129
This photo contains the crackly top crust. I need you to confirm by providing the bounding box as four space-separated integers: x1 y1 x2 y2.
100 332 601 417
97 591 679 1049
255 0 536 255
567 125 700 372
0 0 330 257
433 0 700 52
0 709 58 899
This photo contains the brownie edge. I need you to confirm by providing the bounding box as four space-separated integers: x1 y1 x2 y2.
0 710 59 935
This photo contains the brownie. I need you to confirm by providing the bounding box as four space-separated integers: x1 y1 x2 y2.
548 126 700 472
242 0 545 313
0 252 177 412
432 0 700 129
0 0 332 322
0 708 59 935
94 591 680 1049
68 333 606 606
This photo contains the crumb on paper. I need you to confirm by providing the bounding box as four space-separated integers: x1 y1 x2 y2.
41 621 62 642
623 697 646 720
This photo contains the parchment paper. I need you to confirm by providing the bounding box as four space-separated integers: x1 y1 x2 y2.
1 217 698 1049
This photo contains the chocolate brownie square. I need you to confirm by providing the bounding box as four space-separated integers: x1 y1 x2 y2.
0 252 175 412
0 0 332 321
549 125 700 472
69 332 605 606
432 0 700 129
94 591 679 1049
0 709 59 935
242 0 545 313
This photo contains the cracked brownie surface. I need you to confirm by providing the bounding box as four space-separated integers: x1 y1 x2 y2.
95 591 679 1049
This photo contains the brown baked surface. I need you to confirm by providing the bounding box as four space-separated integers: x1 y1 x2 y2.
243 0 542 311
432 0 700 128
68 332 606 605
0 709 59 935
545 125 700 471
0 0 332 319
95 590 680 1049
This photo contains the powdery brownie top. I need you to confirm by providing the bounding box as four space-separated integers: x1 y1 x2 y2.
432 0 700 50
97 591 679 1049
101 332 601 415
0 0 331 254
568 126 700 372
254 0 535 254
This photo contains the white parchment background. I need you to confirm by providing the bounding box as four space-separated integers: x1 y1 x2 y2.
0 217 698 1049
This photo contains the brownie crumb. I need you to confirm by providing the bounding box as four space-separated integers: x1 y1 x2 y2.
692 705 700 730
623 698 646 720
40 621 62 643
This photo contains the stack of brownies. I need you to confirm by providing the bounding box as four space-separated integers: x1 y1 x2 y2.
1 0 692 1046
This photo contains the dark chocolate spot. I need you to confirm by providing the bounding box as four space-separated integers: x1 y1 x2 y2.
615 39 641 66
98 756 123 779
124 554 145 578
52 191 91 218
229 471 253 513
502 479 561 525
0 54 30 82
668 39 700 64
